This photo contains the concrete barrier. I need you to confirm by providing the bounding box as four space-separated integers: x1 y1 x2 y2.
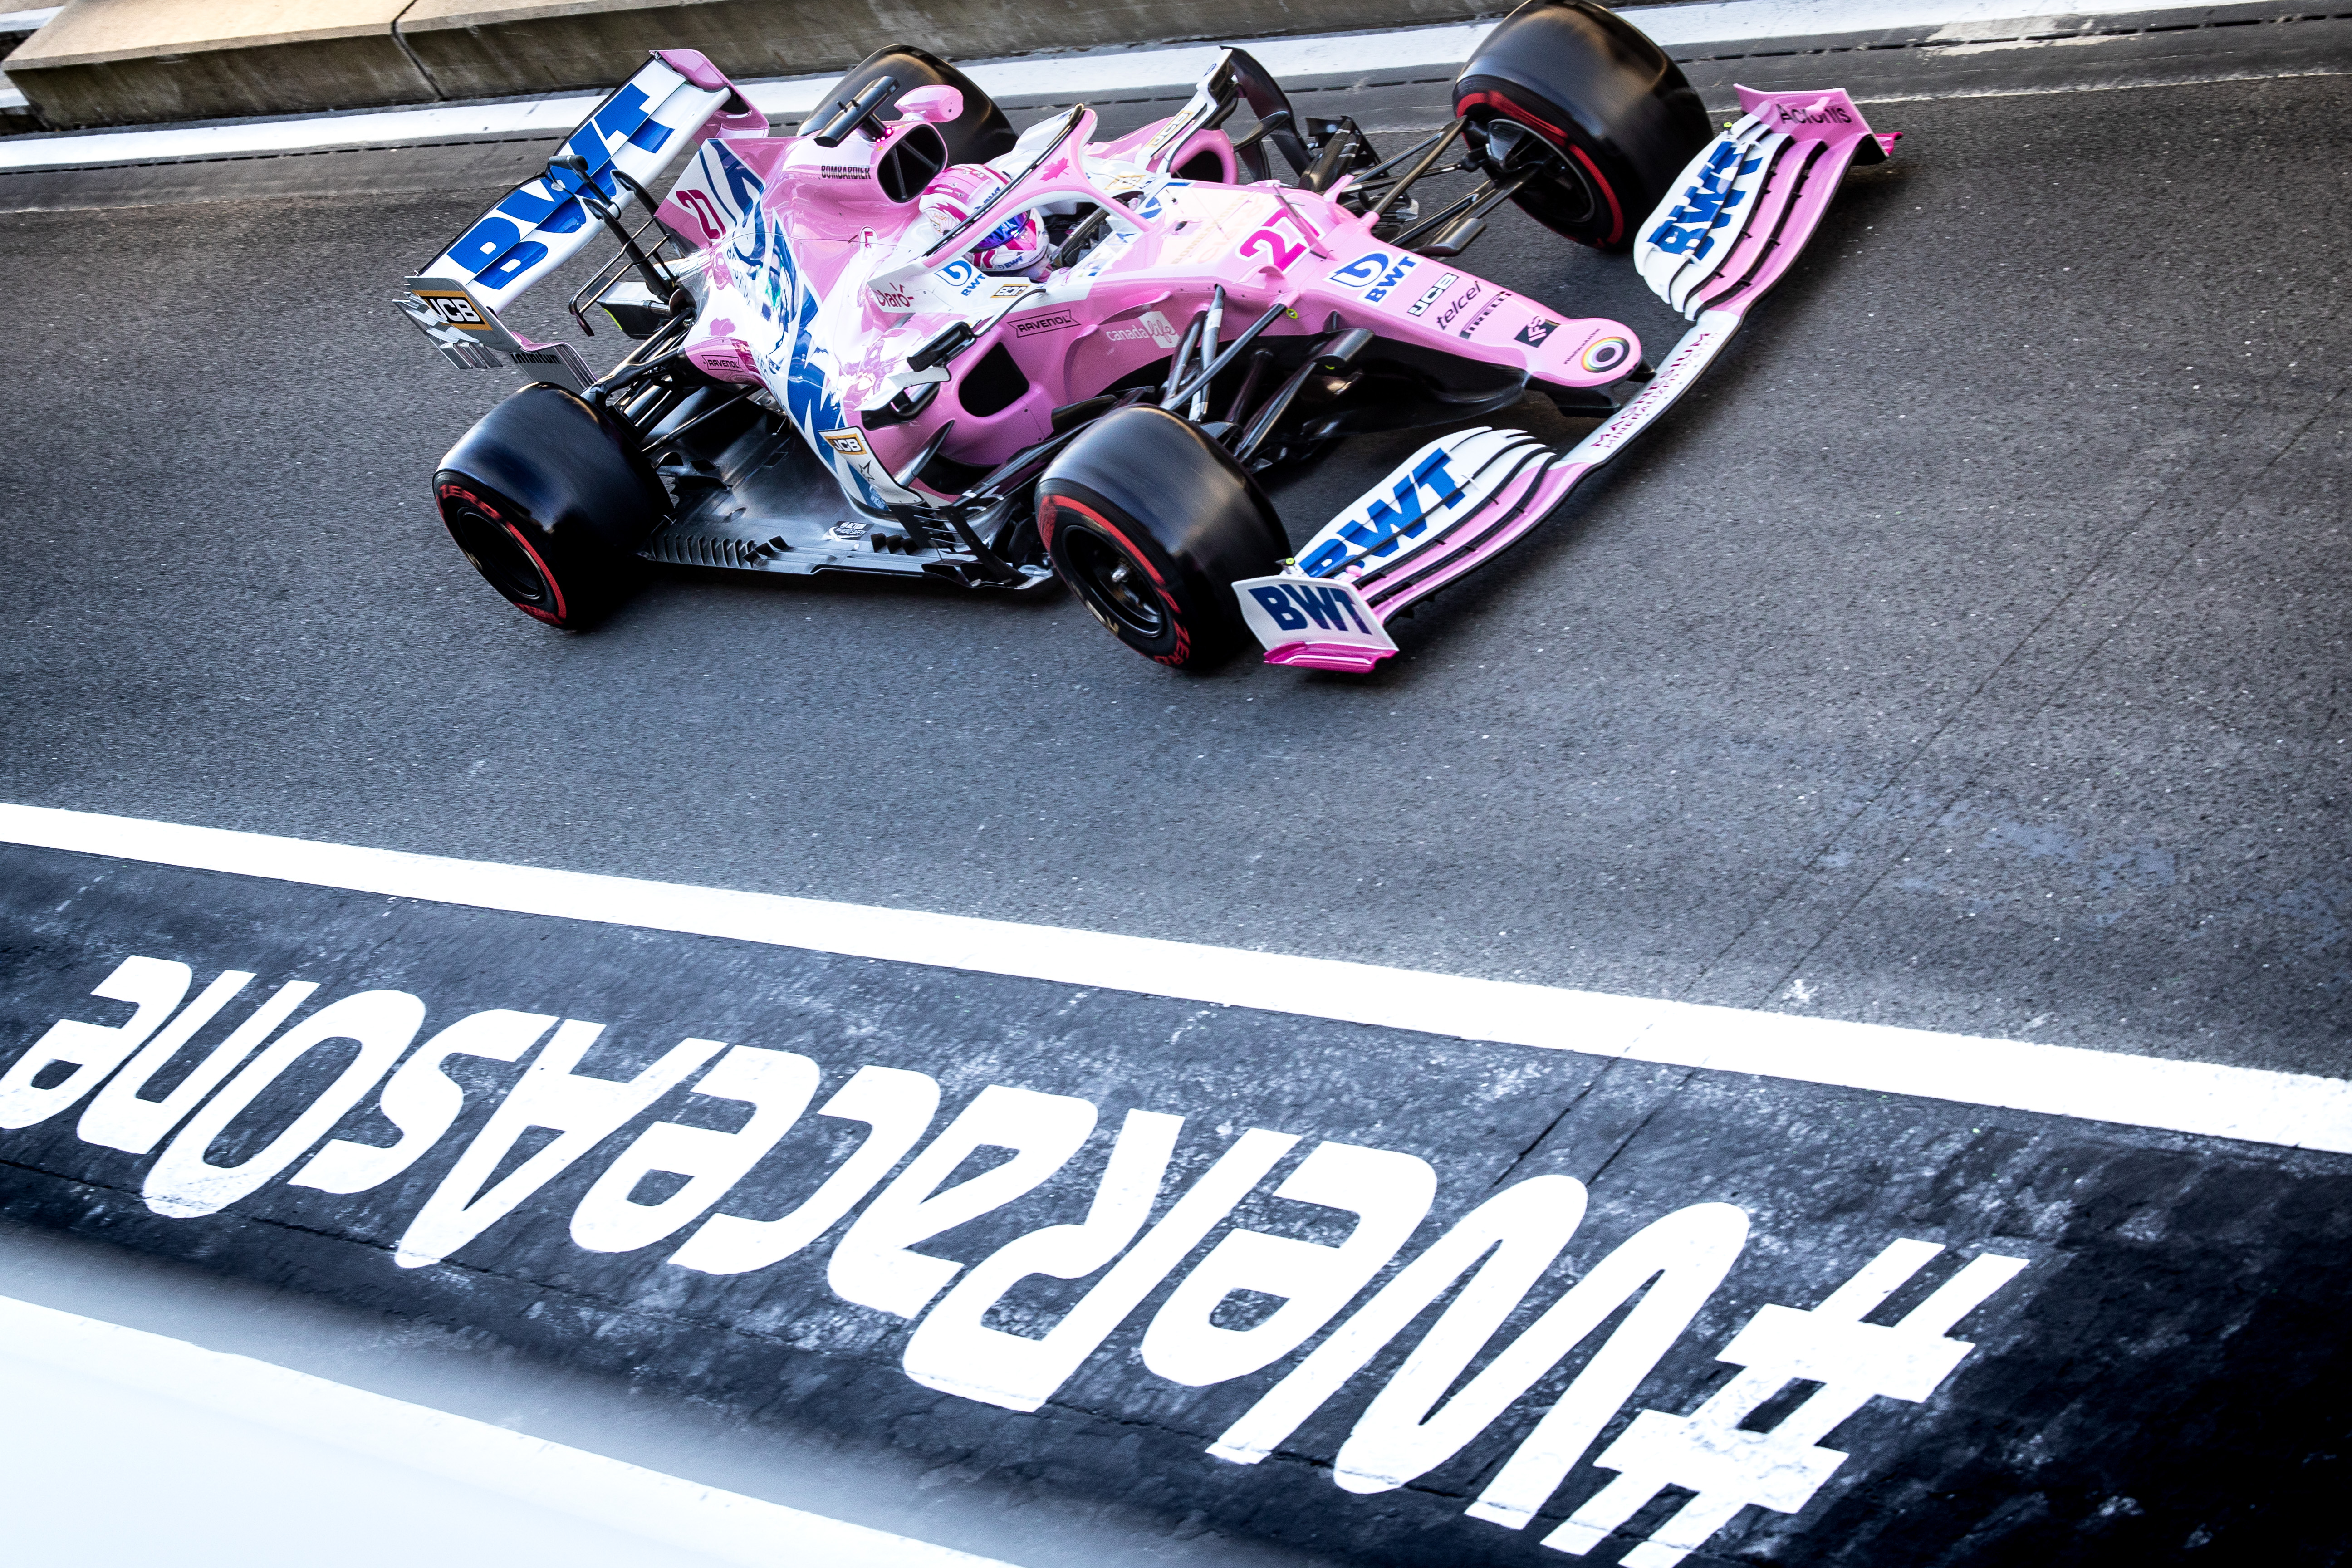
1 6 63 130
5 0 433 127
6 0 1501 130
398 0 1496 101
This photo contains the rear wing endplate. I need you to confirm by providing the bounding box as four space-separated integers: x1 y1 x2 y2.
396 50 759 384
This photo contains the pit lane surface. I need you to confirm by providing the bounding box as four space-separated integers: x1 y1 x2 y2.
1 18 2348 1568
3 44 2346 1073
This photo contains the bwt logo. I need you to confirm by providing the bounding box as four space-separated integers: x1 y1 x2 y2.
1331 250 1418 303
1297 448 1462 577
1645 142 1764 260
1248 581 1377 636
447 80 676 292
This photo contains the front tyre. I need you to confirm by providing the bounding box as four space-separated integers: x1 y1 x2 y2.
435 383 668 630
1454 0 1711 250
1038 406 1288 670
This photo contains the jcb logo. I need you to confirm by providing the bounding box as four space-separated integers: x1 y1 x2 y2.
415 292 489 329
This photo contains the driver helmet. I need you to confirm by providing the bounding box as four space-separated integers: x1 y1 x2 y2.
973 208 1046 274
917 163 1046 274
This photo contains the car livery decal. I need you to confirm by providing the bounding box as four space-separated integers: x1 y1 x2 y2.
428 57 725 308
1646 139 1769 260
1328 250 1419 304
1405 271 1457 318
693 142 885 514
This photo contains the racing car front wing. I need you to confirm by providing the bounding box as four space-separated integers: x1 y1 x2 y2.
1237 86 1898 673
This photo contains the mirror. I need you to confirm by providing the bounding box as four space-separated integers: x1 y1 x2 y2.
893 85 964 125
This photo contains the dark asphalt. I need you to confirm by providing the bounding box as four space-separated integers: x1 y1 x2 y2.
1 42 2346 1077
9 847 2350 1567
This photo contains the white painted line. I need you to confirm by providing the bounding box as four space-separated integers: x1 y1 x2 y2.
5 801 2348 1153
0 1291 1024 1568
0 0 2282 172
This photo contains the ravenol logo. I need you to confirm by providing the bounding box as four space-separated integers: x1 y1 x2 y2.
1297 447 1463 577
1248 581 1377 637
1331 251 1389 288
1646 142 1766 260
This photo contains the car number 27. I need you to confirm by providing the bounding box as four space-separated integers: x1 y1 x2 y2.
1238 205 1315 271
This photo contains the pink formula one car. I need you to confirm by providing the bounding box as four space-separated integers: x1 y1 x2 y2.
399 0 1895 671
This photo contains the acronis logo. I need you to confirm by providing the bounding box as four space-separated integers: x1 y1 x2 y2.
1646 141 1765 260
1296 447 1461 577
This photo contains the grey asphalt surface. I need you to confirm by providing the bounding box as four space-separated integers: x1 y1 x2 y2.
1 41 2346 1078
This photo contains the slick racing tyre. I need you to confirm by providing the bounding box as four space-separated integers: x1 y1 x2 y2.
817 46 1017 166
1454 0 1711 250
1038 406 1288 670
435 383 668 630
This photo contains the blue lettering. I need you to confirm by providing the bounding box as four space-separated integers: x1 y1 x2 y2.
477 240 550 291
496 179 565 224
498 183 589 235
450 215 523 273
589 83 652 147
1250 586 1311 631
1298 540 1349 578
1411 448 1460 506
1318 584 1371 633
559 128 624 195
1647 146 1765 255
1333 450 1460 560
1281 583 1343 632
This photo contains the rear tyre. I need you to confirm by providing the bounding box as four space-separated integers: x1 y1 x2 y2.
1453 0 1711 250
816 46 1017 166
435 383 668 630
1038 406 1289 670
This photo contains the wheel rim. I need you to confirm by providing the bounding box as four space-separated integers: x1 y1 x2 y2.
1527 160 1602 230
1062 526 1167 640
447 505 551 607
1487 111 1601 230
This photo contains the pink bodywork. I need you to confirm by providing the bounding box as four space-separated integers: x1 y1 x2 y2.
647 89 1638 505
1254 85 1897 672
623 68 1889 674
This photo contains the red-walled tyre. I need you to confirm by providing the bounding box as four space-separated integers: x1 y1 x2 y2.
1037 406 1289 670
435 383 668 630
1454 0 1711 250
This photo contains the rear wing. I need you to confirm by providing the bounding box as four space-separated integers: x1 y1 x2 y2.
395 50 762 385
